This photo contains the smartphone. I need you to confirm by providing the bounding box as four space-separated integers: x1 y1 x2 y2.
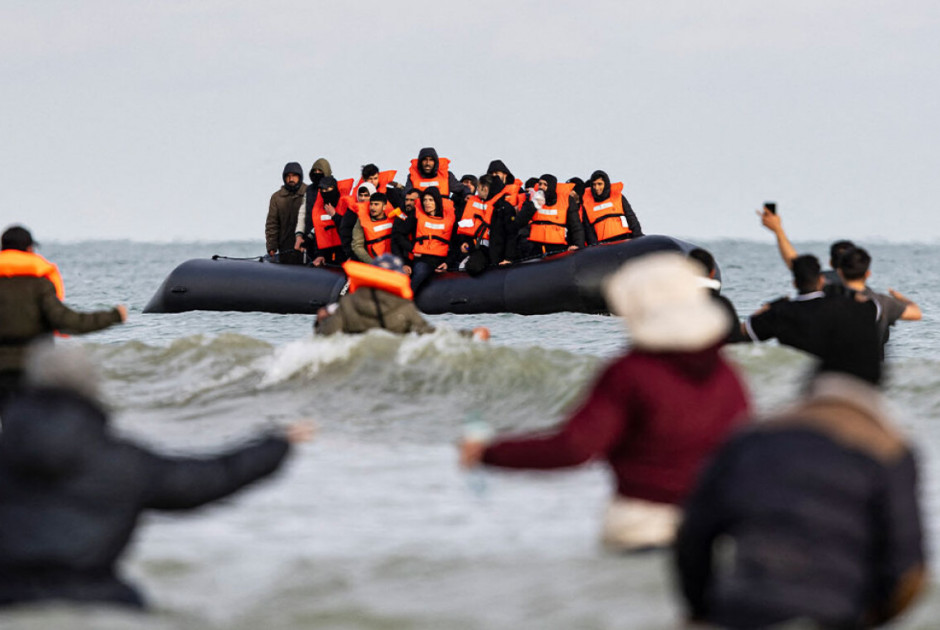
764 202 777 215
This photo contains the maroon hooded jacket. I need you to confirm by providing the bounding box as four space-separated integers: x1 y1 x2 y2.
482 346 750 505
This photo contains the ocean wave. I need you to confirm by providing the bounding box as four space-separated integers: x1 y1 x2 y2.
84 332 602 426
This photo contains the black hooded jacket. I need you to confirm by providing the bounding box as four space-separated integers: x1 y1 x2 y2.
0 387 291 608
404 147 467 200
583 170 643 242
486 159 515 184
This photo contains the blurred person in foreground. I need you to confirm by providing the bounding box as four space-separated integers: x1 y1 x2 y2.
0 344 312 610
675 299 926 628
315 254 489 340
460 253 750 550
0 225 126 405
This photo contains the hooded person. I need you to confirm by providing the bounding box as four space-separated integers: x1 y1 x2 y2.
486 159 525 210
518 173 585 256
335 181 377 259
308 157 332 188
404 147 465 199
455 174 515 272
581 170 642 244
460 253 750 550
265 162 307 264
0 344 309 609
293 175 347 266
315 254 489 339
408 186 458 291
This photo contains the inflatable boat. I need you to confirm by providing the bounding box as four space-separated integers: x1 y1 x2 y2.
143 235 711 316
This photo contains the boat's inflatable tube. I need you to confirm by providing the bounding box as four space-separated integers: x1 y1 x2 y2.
144 235 711 315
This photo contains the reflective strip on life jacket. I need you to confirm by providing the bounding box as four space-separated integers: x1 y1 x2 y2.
413 207 455 257
408 158 451 196
529 183 575 245
0 250 65 299
343 260 413 301
456 196 494 241
359 212 394 258
581 182 631 242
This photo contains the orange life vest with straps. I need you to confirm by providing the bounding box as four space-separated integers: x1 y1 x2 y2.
0 250 65 299
309 195 342 250
358 210 395 259
408 158 451 196
342 260 413 300
456 196 496 243
352 170 397 196
581 182 632 242
413 207 455 258
529 183 575 245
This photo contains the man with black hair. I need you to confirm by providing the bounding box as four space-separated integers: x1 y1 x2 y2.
518 174 585 255
582 170 642 244
759 206 851 285
265 162 306 264
676 314 925 628
837 246 921 350
743 254 879 358
351 192 395 264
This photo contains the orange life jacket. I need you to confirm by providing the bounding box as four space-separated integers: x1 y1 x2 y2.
336 178 354 198
529 183 575 245
352 170 397 196
408 158 451 196
503 179 524 209
0 250 65 299
359 210 395 258
456 196 495 243
342 260 413 301
413 207 455 258
310 195 342 250
581 182 631 242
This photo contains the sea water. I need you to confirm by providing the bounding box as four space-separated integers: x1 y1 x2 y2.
3 238 939 629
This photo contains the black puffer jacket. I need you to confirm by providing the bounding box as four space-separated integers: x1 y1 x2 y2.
0 387 291 608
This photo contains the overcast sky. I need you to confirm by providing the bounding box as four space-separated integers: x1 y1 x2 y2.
2 1 938 245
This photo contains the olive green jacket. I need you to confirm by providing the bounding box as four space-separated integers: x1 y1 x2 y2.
316 288 435 336
0 276 122 373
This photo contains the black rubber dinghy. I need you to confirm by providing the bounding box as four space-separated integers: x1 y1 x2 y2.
144 235 711 316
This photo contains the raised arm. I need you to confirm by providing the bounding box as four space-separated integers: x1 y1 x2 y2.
759 209 797 269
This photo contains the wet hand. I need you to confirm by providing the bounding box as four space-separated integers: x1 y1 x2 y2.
458 439 487 468
472 326 490 341
284 421 316 444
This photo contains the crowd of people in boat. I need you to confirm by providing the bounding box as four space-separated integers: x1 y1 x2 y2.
0 206 929 627
264 148 643 289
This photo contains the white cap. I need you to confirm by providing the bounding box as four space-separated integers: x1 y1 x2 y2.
604 252 730 351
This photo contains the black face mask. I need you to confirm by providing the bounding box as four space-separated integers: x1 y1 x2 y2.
321 188 340 206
